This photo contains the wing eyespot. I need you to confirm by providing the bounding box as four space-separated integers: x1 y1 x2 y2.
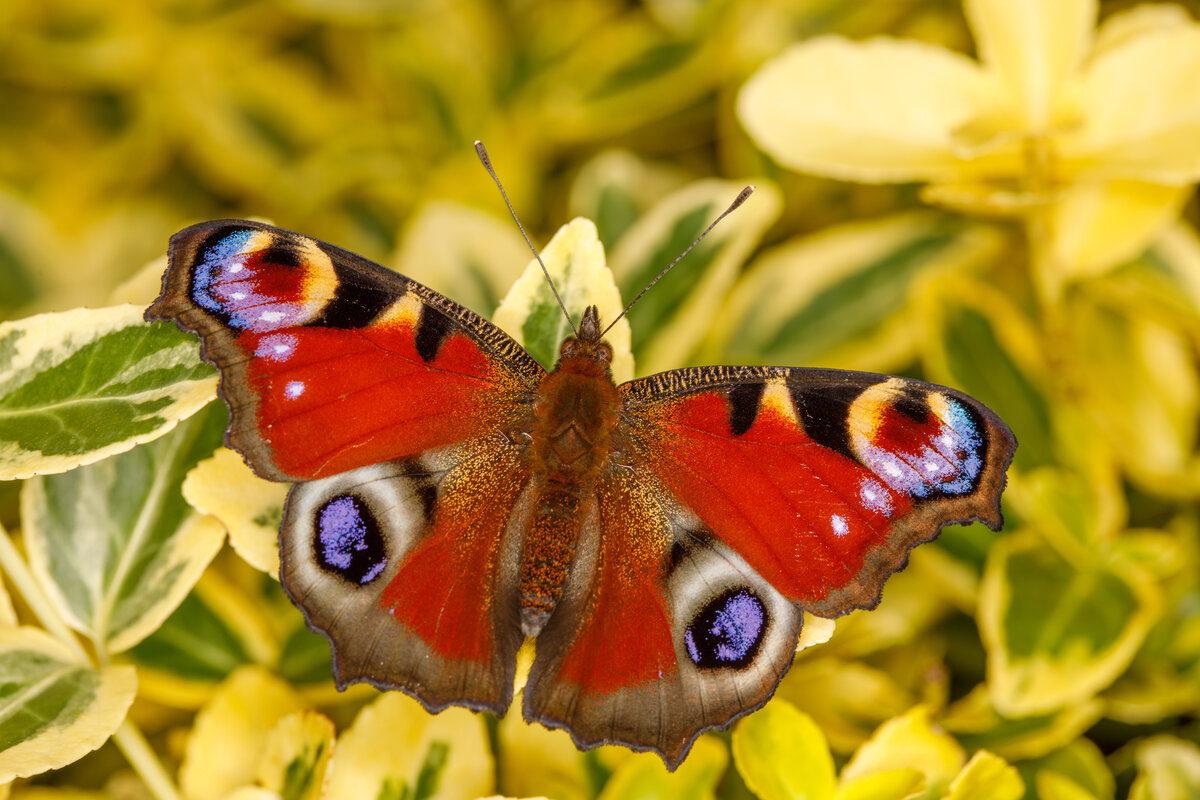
683 587 767 670
314 494 388 584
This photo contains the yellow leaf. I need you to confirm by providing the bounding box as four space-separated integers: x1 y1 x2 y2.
598 736 726 800
739 37 997 183
179 667 307 800
183 448 288 576
257 711 335 800
965 0 1094 129
945 750 1024 800
733 701 835 800
840 707 964 795
324 692 492 800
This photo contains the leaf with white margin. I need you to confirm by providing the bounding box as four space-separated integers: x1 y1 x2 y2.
702 213 1004 373
183 447 288 576
1128 736 1200 800
323 692 492 800
0 627 136 783
22 402 228 653
0 304 217 480
979 534 1162 717
609 178 780 375
493 217 633 383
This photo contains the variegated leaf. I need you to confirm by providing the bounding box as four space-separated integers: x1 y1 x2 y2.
494 217 633 382
0 304 216 480
0 626 137 783
608 178 780 375
703 213 1004 372
979 535 1162 717
22 402 228 653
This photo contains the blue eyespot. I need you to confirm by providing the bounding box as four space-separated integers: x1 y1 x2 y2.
684 589 766 669
315 495 387 584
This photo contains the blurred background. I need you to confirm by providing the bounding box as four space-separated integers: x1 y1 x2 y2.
4 1 1200 798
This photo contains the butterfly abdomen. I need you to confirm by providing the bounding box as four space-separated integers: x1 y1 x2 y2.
519 339 621 636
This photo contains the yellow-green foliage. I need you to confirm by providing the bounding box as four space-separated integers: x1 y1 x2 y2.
1 1 1199 798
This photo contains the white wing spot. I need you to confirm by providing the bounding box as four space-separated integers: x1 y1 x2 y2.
260 310 285 324
831 514 849 536
285 381 305 399
228 263 244 274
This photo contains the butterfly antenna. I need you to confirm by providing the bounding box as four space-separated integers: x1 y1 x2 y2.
475 141 578 337
599 185 754 339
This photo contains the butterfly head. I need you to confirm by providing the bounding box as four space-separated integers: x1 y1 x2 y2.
556 305 613 375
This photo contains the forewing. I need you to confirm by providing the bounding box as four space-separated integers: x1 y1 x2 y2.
618 366 1016 617
146 220 545 481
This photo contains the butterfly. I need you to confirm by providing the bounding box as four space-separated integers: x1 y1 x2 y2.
146 209 1015 769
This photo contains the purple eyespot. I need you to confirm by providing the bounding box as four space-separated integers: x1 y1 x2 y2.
315 495 386 584
684 589 766 669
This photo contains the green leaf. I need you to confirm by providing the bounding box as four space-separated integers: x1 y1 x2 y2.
979 534 1162 716
22 401 229 653
705 214 1003 372
0 305 217 479
0 626 137 782
923 284 1054 471
493 217 634 382
733 701 835 800
609 178 781 375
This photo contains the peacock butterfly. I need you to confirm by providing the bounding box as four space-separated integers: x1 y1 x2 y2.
146 181 1015 768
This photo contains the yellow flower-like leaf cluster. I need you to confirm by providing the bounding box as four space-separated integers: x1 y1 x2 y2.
739 0 1200 281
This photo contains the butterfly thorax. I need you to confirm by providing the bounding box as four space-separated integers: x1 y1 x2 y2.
519 306 620 635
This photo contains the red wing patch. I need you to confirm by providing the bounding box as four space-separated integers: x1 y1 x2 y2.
147 220 544 481
619 367 1015 616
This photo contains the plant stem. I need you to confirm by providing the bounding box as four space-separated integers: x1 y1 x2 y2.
114 720 184 800
0 521 88 661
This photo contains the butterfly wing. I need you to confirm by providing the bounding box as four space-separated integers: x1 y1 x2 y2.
525 365 1015 766
148 219 544 481
147 220 546 714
